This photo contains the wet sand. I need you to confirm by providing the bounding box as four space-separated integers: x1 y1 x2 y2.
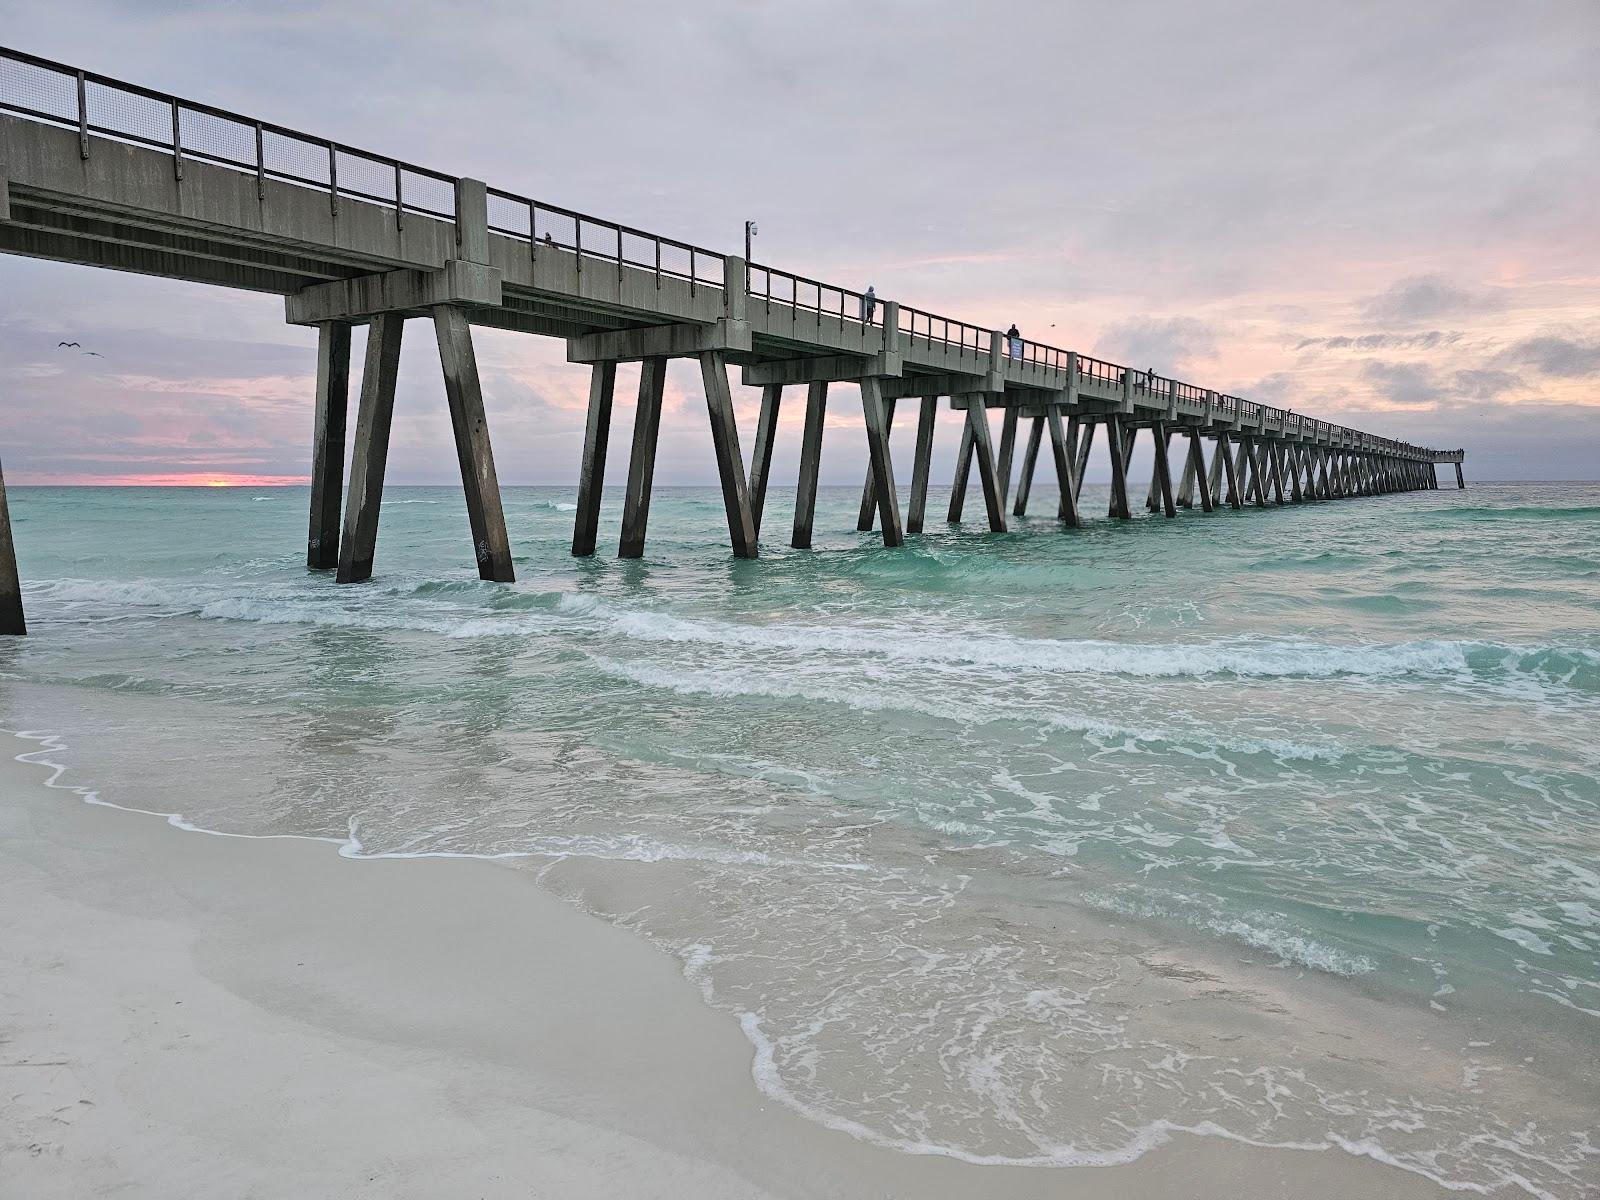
0 733 1449 1198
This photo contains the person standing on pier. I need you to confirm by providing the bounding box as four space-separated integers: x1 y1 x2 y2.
1007 323 1022 359
861 285 877 325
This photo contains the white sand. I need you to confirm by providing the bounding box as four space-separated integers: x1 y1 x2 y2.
0 733 1448 1198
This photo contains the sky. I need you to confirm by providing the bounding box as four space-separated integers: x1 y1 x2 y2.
0 0 1596 487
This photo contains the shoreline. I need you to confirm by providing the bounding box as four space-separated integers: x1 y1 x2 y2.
0 730 1453 1198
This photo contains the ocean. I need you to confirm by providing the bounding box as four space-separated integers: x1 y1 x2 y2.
3 481 1596 1197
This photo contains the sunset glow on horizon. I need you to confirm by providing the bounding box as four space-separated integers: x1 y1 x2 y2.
11 473 312 488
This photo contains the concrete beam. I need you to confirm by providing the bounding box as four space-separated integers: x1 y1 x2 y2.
287 259 502 325
0 222 305 294
567 319 750 365
740 353 901 388
882 373 987 401
8 203 343 282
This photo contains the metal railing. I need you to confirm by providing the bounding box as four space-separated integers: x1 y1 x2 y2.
0 43 1453 460
749 263 877 329
897 305 989 357
486 187 723 293
0 47 456 223
1075 355 1123 390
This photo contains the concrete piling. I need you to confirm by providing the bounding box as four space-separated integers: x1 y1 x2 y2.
306 321 351 569
906 395 938 535
1012 414 1045 517
791 381 828 549
434 305 514 582
748 384 783 539
1107 418 1134 520
947 417 975 524
335 313 405 584
859 378 905 547
698 351 759 560
571 361 618 557
995 406 1019 511
1045 407 1083 528
618 357 667 559
856 395 897 533
964 399 1007 533
0 458 24 635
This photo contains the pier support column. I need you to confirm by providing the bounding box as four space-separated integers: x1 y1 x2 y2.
1219 431 1243 510
0 458 24 635
336 313 406 584
434 306 514 582
1144 426 1167 511
791 381 828 549
965 398 1007 532
1072 419 1095 506
619 357 667 558
907 394 938 535
1245 438 1269 507
1206 433 1226 508
1267 442 1286 505
948 414 975 523
699 351 759 559
995 406 1019 511
571 362 618 557
856 395 897 532
1045 406 1083 528
1107 418 1134 520
1012 414 1045 517
748 384 783 540
1151 423 1177 517
860 378 905 547
1187 430 1214 513
307 321 351 569
1175 430 1198 508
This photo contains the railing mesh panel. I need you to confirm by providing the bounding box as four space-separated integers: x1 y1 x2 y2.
0 57 75 120
182 107 254 166
402 169 453 216
336 149 395 203
487 193 530 237
262 128 329 185
85 80 166 146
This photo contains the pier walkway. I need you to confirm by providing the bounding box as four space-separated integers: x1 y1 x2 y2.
0 47 1465 634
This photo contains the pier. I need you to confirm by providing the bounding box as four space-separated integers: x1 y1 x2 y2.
0 47 1466 634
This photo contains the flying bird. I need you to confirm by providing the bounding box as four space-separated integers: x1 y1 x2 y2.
84 351 103 357
58 340 80 348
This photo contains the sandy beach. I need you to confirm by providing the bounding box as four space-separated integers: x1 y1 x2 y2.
0 732 1453 1199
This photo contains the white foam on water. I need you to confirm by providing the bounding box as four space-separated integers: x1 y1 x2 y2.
578 602 1478 681
586 654 1345 764
1082 890 1377 977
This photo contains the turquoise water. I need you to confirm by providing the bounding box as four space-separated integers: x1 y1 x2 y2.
3 481 1597 1195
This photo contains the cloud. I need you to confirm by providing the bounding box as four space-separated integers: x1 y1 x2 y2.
1360 275 1503 323
1499 333 1600 378
1451 368 1522 400
1091 316 1219 373
1295 331 1464 352
1358 359 1444 407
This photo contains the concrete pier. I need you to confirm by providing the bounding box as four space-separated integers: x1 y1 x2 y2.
0 46 1468 622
